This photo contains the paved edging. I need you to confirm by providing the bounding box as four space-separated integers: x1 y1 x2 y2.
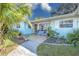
43 43 73 46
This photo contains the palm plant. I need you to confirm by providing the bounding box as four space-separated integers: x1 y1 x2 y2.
0 3 32 44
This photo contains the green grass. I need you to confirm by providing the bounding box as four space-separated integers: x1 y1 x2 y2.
0 39 17 56
37 44 79 56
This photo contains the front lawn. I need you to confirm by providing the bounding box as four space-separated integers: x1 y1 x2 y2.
0 39 17 56
37 43 79 56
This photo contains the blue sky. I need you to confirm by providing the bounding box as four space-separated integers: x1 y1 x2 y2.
30 3 61 20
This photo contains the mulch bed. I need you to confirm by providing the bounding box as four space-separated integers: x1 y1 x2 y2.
44 37 66 44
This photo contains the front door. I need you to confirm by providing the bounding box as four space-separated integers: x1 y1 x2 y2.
34 24 38 33
40 24 44 31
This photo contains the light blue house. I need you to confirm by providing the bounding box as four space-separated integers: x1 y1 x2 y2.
15 5 79 37
31 6 79 37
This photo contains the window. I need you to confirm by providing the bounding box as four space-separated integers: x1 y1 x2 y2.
59 20 73 28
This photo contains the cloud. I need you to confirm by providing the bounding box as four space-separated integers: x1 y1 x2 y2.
31 3 38 10
25 3 52 12
41 3 51 12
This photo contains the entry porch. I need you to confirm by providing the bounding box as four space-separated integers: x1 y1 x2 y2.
32 21 50 35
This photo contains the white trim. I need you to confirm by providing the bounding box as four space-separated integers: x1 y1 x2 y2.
31 13 79 23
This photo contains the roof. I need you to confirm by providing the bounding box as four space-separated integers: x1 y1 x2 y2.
31 5 79 23
31 13 79 23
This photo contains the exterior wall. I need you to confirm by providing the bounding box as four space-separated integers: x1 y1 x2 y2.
14 22 33 35
13 17 79 36
50 17 79 37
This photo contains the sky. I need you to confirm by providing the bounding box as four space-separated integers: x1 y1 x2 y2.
30 3 61 20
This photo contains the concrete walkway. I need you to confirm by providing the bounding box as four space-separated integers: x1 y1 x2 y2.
8 35 47 56
22 40 40 53
22 35 47 53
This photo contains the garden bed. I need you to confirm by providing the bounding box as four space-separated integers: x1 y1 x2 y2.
44 37 66 44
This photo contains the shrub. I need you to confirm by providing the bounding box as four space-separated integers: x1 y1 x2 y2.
66 29 79 46
47 26 59 39
47 26 66 43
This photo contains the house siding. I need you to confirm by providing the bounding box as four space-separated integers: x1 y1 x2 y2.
14 22 33 35
14 17 79 36
50 17 79 37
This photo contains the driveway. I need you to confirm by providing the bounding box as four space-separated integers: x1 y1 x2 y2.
22 35 47 53
8 35 47 56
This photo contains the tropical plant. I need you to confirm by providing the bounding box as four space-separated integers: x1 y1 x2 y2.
0 3 32 44
47 26 59 39
66 29 79 47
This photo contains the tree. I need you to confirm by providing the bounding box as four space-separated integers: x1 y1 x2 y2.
0 3 32 44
